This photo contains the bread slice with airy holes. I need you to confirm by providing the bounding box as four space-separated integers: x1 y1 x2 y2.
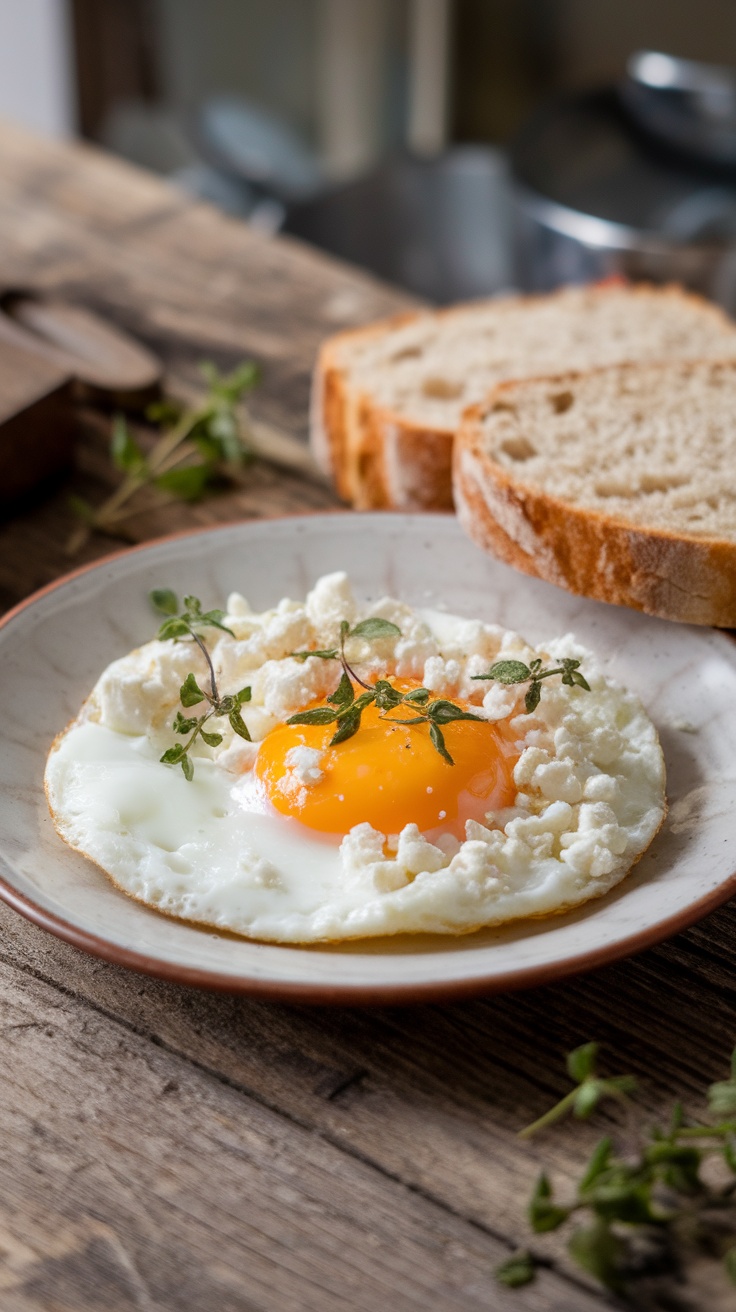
311 283 736 511
453 357 736 626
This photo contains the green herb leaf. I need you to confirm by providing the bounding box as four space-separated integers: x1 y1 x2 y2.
591 1178 657 1225
330 708 363 745
567 1042 599 1084
495 1251 537 1289
157 617 191 641
290 648 339 662
669 1101 685 1136
429 721 453 765
402 687 430 704
156 460 216 501
373 680 404 710
352 691 377 712
236 686 251 704
481 659 531 684
287 708 339 727
573 1080 608 1119
568 1221 625 1294
645 1142 703 1193
200 728 224 748
181 754 194 782
571 671 591 690
150 588 179 616
529 1173 570 1233
197 615 235 638
525 681 542 714
183 595 201 615
160 745 185 764
173 711 199 735
579 1138 613 1193
427 699 484 725
349 617 402 640
228 707 251 741
709 1075 736 1117
111 414 146 475
328 672 355 708
180 673 206 707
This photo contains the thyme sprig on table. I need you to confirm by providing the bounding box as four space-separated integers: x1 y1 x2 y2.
150 590 251 781
496 1042 736 1300
289 618 483 764
473 656 590 714
68 361 259 554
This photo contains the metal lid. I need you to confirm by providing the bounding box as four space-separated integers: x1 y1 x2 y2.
510 88 736 244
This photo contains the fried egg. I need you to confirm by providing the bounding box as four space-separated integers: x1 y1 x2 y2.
44 572 666 942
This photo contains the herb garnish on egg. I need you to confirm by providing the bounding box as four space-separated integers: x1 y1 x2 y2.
473 657 591 714
151 590 593 777
150 590 252 780
290 617 482 764
290 624 591 762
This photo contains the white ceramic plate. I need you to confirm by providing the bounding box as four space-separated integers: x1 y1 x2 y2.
1 513 735 1002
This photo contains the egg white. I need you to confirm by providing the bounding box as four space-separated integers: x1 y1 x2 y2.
44 574 666 942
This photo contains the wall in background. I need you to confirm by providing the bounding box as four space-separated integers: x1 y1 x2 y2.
154 0 318 142
557 0 736 87
0 0 75 137
452 0 736 144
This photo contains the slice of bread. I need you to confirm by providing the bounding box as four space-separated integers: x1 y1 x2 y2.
453 358 736 626
311 283 736 511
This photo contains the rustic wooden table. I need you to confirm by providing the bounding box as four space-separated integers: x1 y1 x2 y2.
0 121 734 1312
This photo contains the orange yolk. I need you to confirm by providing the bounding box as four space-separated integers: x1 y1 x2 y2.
254 680 518 838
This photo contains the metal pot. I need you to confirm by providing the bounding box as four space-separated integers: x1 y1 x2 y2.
509 83 736 310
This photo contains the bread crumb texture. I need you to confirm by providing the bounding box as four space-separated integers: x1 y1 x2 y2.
454 359 736 626
312 283 736 511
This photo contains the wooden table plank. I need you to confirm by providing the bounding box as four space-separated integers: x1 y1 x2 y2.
0 955 609 1312
0 119 734 1311
4 898 736 1310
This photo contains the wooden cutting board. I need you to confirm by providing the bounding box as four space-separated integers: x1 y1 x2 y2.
0 293 163 504
0 338 75 502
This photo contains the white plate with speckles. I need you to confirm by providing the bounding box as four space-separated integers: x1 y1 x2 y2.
1 513 735 1002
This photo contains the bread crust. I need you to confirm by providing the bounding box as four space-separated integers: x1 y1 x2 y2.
453 386 736 628
310 283 736 513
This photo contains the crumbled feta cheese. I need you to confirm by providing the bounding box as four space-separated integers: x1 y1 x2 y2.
285 746 325 786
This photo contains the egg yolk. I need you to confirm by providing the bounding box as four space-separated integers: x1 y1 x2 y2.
254 680 518 838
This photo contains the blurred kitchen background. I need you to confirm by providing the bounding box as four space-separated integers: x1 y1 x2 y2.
4 0 736 305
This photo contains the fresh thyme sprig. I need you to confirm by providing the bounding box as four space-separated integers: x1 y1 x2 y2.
473 656 590 714
289 618 482 763
518 1042 637 1140
67 361 259 554
496 1042 736 1299
150 590 251 781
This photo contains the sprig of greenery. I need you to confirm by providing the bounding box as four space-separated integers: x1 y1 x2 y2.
496 1043 736 1300
473 656 590 714
151 590 251 781
518 1043 637 1139
289 618 482 763
67 361 259 554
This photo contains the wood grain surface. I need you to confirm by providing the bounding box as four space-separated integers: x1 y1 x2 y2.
0 120 734 1312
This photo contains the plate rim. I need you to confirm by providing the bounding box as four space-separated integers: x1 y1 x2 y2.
2 512 735 1004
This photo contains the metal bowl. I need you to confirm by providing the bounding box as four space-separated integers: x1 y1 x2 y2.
509 88 736 310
